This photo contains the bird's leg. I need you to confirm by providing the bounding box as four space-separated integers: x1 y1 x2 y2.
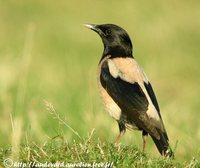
142 130 148 151
114 122 126 143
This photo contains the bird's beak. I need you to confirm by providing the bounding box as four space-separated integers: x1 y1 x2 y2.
83 24 97 30
83 23 104 36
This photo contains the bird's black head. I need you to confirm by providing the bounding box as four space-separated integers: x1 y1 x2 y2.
84 24 133 59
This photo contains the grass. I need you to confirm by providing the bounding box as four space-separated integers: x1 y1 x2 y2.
0 131 199 168
0 0 200 167
0 101 199 167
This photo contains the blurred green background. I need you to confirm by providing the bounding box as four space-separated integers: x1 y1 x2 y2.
0 0 200 161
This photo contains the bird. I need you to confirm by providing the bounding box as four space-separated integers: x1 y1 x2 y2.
83 23 173 157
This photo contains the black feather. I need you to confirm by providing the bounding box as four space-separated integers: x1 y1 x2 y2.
144 82 160 113
100 60 148 113
151 128 174 157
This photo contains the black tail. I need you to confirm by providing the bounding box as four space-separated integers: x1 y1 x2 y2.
151 129 174 158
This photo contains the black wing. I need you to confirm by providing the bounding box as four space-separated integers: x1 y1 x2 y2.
144 82 168 139
100 60 149 118
144 82 160 114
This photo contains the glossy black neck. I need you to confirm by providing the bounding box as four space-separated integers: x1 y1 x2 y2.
101 45 133 60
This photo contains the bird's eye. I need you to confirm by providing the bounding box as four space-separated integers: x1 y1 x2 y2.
105 29 111 36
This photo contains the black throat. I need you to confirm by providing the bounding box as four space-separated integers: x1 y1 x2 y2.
101 45 133 61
